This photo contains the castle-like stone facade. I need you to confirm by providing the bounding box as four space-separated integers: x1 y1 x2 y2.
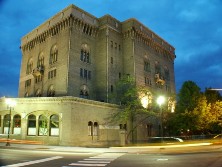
0 5 176 146
19 4 175 102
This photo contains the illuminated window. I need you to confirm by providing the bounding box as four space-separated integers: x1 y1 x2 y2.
13 115 21 134
38 115 48 136
27 114 36 136
50 115 59 136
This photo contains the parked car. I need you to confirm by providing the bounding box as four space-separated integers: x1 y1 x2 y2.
148 137 184 144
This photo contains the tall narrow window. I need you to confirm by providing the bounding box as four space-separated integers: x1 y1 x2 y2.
80 68 83 78
119 72 121 79
147 124 152 137
49 45 58 64
37 52 44 68
111 85 114 93
26 59 33 74
35 89 42 97
93 122 98 136
47 85 55 97
155 61 161 74
80 84 89 99
25 79 31 88
38 115 48 136
50 115 59 136
84 69 87 78
80 44 90 63
88 121 93 136
144 61 151 72
27 115 36 136
13 115 21 134
3 114 10 134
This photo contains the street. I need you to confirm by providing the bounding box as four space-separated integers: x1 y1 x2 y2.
0 145 222 167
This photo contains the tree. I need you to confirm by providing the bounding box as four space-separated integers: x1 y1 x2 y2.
110 76 154 143
193 95 212 133
171 81 222 136
176 81 201 113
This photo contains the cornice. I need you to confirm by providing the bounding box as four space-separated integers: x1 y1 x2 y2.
123 27 176 61
0 96 119 109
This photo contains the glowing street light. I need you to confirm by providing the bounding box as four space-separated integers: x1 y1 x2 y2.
157 96 165 107
5 98 16 146
157 96 165 143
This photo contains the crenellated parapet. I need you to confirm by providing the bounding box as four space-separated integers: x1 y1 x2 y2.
21 15 99 52
122 19 175 61
20 5 99 52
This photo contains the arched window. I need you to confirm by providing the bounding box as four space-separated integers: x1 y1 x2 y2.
50 115 59 136
37 52 44 68
35 89 42 97
144 60 151 72
49 45 58 64
26 58 33 74
93 122 98 136
24 92 29 97
3 114 10 134
13 115 21 134
27 114 36 136
80 84 89 99
88 121 93 136
38 115 48 136
47 85 55 97
80 44 90 63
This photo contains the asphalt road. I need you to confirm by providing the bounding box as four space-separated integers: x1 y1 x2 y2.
0 146 222 167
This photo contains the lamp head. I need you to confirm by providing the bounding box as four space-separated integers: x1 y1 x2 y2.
157 96 165 106
5 99 16 108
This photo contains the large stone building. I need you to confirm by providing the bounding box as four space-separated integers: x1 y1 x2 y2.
0 4 176 146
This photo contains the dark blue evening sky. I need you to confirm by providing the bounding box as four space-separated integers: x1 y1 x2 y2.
0 0 222 97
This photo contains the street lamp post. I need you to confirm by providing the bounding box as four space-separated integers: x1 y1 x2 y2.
157 96 165 143
5 98 16 146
